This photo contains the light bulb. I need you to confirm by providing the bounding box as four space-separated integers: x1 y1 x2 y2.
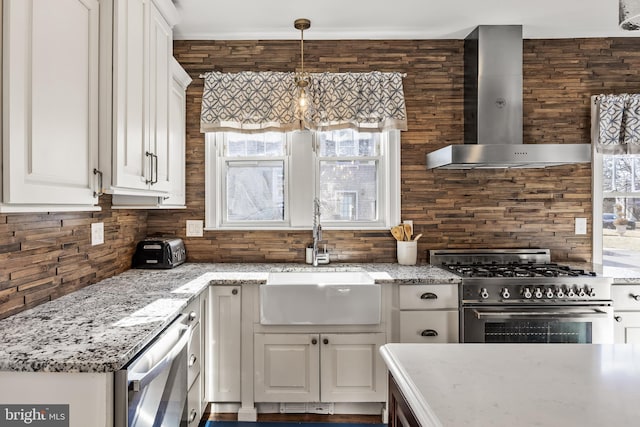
298 88 307 108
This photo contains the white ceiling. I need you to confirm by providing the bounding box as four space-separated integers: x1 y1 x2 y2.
173 0 639 40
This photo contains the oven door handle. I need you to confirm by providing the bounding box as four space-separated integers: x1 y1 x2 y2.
473 309 609 320
129 321 190 392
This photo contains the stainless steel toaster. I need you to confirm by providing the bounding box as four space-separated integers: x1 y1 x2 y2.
132 237 186 269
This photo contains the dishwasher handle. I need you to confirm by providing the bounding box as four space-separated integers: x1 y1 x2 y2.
129 317 190 392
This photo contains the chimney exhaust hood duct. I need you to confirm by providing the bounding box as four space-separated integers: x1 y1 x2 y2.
425 25 591 169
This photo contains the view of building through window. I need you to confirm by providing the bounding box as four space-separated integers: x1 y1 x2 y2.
602 155 640 268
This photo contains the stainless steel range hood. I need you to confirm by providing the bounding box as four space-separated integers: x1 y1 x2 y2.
425 25 591 169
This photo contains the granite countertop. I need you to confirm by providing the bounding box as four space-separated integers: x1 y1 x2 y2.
380 343 640 427
0 262 459 374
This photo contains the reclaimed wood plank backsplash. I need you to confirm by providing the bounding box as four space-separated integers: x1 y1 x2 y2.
146 38 640 264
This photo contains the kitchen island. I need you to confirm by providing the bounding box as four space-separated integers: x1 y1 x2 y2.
380 343 640 427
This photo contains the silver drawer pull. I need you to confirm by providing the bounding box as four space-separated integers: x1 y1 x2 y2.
615 316 622 322
188 409 198 423
421 329 438 337
420 292 438 300
189 354 197 367
188 311 197 322
630 294 640 301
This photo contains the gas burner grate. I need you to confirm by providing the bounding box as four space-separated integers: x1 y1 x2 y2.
442 262 596 278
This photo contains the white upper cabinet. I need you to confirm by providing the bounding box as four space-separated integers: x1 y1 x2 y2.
1 0 100 212
99 0 179 196
111 57 191 208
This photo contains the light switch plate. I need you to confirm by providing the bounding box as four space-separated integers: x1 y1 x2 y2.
186 220 204 237
91 222 104 245
575 217 587 235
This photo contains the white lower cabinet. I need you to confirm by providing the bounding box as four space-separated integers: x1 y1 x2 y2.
398 284 459 343
613 284 640 344
187 375 202 427
399 311 458 343
207 285 242 402
254 332 386 403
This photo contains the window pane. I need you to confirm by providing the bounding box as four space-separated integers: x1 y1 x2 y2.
225 132 285 157
319 160 377 221
318 130 379 157
226 162 284 221
602 197 639 269
602 156 614 192
613 157 634 192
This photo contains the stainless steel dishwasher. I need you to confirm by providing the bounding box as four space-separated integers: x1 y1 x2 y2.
115 314 190 427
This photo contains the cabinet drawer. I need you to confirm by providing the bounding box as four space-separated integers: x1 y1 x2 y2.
187 374 202 427
400 311 459 343
187 321 201 389
612 285 640 311
399 285 458 310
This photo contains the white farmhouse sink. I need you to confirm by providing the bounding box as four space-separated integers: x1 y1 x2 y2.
260 271 381 325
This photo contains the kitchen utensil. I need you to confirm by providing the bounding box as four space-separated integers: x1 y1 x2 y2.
403 223 412 241
413 233 423 241
391 225 404 241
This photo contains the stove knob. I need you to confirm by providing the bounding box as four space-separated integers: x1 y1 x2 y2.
546 288 555 299
523 287 532 299
588 288 596 298
534 288 543 299
578 287 587 298
480 288 489 299
556 287 565 298
501 288 510 299
567 287 576 298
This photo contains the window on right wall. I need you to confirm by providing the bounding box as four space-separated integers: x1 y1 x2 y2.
593 152 640 268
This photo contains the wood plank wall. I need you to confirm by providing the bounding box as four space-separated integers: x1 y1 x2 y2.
147 37 640 265
0 196 147 319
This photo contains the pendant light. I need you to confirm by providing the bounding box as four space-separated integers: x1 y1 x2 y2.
294 18 311 118
620 0 640 30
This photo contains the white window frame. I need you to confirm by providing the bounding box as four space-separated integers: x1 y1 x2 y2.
205 130 401 230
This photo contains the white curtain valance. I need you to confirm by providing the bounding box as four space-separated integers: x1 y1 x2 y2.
200 71 408 134
595 93 640 154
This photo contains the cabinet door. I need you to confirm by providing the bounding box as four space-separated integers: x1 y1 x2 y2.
187 374 202 427
207 286 241 402
254 333 320 402
400 311 459 343
160 59 190 207
319 333 386 402
2 0 99 206
112 0 150 191
146 0 172 192
614 312 640 344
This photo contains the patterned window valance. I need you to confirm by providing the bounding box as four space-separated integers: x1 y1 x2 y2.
200 71 408 133
595 93 640 154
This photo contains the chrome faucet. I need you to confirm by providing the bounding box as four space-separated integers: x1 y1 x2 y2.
311 198 329 266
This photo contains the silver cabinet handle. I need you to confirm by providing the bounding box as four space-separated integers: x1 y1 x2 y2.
615 316 622 322
189 354 197 367
93 168 103 197
630 294 640 301
152 153 159 184
420 292 438 300
188 409 198 423
188 311 197 322
421 329 438 337
145 151 153 184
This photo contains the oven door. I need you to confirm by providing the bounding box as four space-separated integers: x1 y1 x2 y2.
462 305 613 344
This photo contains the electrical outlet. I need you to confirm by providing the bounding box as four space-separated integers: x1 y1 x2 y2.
186 220 204 237
575 217 587 235
91 222 104 245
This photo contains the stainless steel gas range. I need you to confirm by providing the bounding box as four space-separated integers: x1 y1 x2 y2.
430 249 614 344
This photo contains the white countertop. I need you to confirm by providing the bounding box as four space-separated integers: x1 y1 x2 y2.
380 343 640 427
